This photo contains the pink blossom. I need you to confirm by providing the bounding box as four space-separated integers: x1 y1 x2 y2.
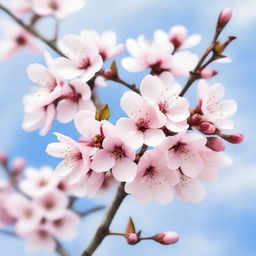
218 7 232 28
122 34 198 76
154 231 180 245
91 136 137 182
32 0 85 19
0 194 15 228
47 209 80 240
0 21 41 61
53 34 103 81
125 150 179 205
11 157 26 174
34 189 68 220
46 132 90 184
81 30 124 61
69 170 105 198
140 73 190 132
155 25 201 50
197 80 237 130
5 194 43 234
157 133 207 178
56 79 96 123
19 167 59 198
25 228 56 253
75 110 116 155
117 91 166 149
126 233 139 245
11 0 33 17
175 148 231 202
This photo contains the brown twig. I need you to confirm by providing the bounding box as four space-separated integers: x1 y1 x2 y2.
0 4 65 57
81 182 127 256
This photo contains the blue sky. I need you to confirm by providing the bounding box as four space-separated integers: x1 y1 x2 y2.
0 0 255 255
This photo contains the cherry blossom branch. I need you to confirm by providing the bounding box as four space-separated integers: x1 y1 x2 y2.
56 241 71 256
179 9 235 97
80 183 127 256
0 4 65 57
109 76 139 94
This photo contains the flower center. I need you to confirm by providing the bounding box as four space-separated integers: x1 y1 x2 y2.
79 58 91 70
38 179 47 187
49 1 58 10
170 36 182 49
44 200 55 210
53 218 63 227
136 118 151 132
143 166 158 179
171 141 187 153
111 146 125 160
16 35 26 46
99 50 107 61
158 101 169 114
150 61 168 75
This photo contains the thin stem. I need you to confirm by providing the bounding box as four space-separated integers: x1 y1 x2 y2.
108 232 125 237
55 240 71 256
80 183 127 256
0 4 65 57
110 76 140 94
77 206 105 217
179 27 224 97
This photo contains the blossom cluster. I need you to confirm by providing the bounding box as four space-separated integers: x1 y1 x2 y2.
0 164 81 252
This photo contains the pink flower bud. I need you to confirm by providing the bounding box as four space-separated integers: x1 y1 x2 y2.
199 122 216 135
154 231 180 245
0 152 8 165
188 114 203 126
104 69 115 79
218 8 232 28
206 137 225 152
126 233 139 245
11 157 26 174
200 68 218 79
221 133 244 144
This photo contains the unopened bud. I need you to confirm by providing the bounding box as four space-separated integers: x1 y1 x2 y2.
95 104 110 121
188 114 203 126
218 8 232 28
126 233 139 245
199 122 216 135
104 69 115 79
206 137 225 152
154 231 180 245
0 152 8 166
200 68 218 79
11 157 26 174
221 133 244 144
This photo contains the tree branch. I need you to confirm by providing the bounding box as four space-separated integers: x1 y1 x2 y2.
0 4 65 57
55 240 71 256
80 183 127 256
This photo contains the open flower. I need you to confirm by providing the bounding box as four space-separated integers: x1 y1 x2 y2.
5 194 43 235
155 25 201 50
0 21 41 61
91 136 137 182
125 150 179 205
197 80 237 130
122 34 198 76
140 73 190 132
53 34 103 81
46 132 90 184
32 0 85 19
19 166 59 198
117 91 166 149
56 79 95 123
81 30 124 61
34 189 68 220
47 209 79 240
157 133 207 178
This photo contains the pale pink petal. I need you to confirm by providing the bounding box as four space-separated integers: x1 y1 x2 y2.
39 104 56 136
152 184 174 205
56 99 77 123
143 128 165 147
112 157 137 182
180 34 201 49
121 57 147 72
91 149 115 173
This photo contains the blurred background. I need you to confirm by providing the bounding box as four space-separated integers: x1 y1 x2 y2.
0 0 255 255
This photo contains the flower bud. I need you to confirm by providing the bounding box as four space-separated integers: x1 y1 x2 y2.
126 233 139 245
221 133 244 144
206 137 225 152
0 152 8 166
11 157 26 174
188 114 203 126
200 68 218 79
154 231 180 245
199 122 216 135
104 69 115 79
218 8 232 28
